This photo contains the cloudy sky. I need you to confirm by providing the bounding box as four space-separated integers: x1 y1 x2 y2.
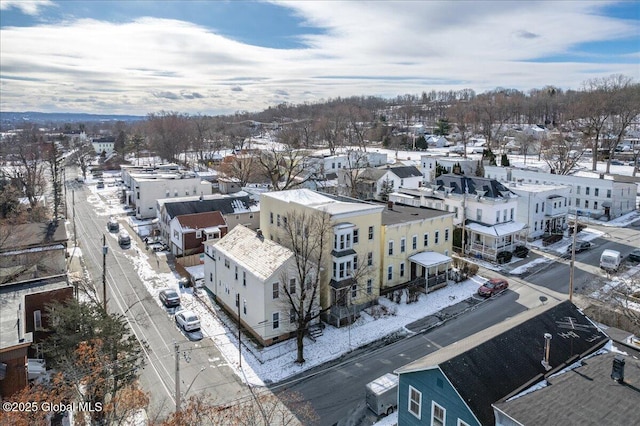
1 0 638 116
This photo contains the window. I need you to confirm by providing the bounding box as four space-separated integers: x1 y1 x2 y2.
243 299 247 315
535 203 539 213
400 238 406 253
283 216 287 227
408 386 422 419
289 309 296 324
576 185 581 195
353 229 359 244
273 312 279 329
333 262 337 278
368 226 374 240
412 235 417 250
496 210 500 223
387 266 393 281
388 241 394 255
510 208 514 220
366 279 372 294
272 282 279 299
424 233 429 247
435 231 439 245
595 188 599 197
503 209 507 221
576 198 580 207
400 262 405 277
367 252 373 266
339 262 345 278
196 230 202 239
34 310 42 331
585 200 589 208
224 258 230 268
277 214 281 227
594 201 598 210
235 266 238 280
432 401 445 426
445 229 449 242
476 209 482 221
351 284 357 298
353 255 358 271
243 271 246 286
607 189 611 198
586 187 590 195
289 278 296 294
270 212 273 224
210 272 213 282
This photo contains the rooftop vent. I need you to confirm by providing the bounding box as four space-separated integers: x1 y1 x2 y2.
541 333 552 371
611 356 625 383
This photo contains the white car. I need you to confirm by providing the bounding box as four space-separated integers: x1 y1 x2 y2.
174 310 201 332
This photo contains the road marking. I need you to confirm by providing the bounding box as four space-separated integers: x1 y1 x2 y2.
421 336 442 349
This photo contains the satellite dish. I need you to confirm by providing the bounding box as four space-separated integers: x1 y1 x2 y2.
539 295 548 305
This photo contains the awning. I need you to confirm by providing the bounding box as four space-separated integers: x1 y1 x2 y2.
409 251 452 268
465 221 526 237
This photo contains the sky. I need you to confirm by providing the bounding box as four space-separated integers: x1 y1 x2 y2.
1 0 639 116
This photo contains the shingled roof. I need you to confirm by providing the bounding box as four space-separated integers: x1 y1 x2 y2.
435 174 514 199
163 195 254 218
396 301 609 426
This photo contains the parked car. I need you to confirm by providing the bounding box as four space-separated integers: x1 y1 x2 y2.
478 278 509 297
628 248 640 262
567 241 591 254
118 230 131 248
175 310 201 332
610 160 624 165
496 251 513 264
513 245 529 258
159 289 181 308
107 218 119 232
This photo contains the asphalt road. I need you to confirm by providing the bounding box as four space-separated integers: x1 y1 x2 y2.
64 172 246 421
274 220 640 426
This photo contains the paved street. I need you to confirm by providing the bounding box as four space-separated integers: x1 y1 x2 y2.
64 172 247 421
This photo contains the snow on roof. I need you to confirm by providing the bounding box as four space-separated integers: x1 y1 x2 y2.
213 225 294 281
466 221 527 237
409 251 452 267
263 189 383 216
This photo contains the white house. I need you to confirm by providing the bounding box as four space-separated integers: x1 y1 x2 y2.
425 135 450 148
485 166 637 220
204 225 317 346
420 155 478 183
506 182 571 240
390 175 527 262
91 136 115 155
356 165 423 200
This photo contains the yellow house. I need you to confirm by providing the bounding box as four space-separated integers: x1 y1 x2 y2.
380 201 455 295
260 189 384 327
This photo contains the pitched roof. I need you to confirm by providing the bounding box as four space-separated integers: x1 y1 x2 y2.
175 211 226 230
0 220 67 253
213 225 294 281
435 174 514 199
389 165 422 179
163 195 255 218
494 349 640 425
396 301 609 426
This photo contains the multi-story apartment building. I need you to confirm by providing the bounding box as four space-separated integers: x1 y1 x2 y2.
380 202 455 294
420 155 478 183
485 166 637 219
260 189 384 326
204 225 315 346
506 182 571 240
390 175 527 262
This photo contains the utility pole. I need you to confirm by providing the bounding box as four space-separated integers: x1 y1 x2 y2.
237 293 242 368
102 234 108 310
175 342 180 412
72 190 77 246
569 213 578 302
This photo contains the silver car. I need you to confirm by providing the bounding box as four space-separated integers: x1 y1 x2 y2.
175 310 200 332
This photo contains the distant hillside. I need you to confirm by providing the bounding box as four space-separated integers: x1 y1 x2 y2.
0 111 145 125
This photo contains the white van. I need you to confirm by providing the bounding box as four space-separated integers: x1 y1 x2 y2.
600 249 621 272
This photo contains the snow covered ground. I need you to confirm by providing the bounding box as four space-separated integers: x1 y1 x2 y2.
78 173 487 388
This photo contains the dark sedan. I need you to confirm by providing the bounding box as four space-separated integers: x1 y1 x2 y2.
567 241 591 254
478 278 509 297
159 289 181 308
629 249 640 262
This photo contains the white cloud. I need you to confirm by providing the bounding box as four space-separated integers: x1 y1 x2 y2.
0 0 54 15
0 2 637 115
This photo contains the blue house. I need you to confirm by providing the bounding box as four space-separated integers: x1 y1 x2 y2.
395 301 608 425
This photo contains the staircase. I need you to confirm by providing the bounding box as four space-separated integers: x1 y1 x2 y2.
306 323 324 342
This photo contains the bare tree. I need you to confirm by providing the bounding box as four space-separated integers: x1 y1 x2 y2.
257 145 309 191
542 132 584 175
515 133 537 165
278 210 332 364
604 80 640 174
218 154 257 187
341 149 371 198
146 111 192 163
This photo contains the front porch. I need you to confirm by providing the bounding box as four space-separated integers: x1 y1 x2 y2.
465 221 527 261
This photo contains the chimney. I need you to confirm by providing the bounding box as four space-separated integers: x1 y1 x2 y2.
599 173 604 179
611 356 625 383
541 333 552 371
387 201 394 210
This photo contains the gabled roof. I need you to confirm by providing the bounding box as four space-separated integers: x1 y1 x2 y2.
435 174 514 199
388 165 422 179
0 220 67 253
213 225 293 282
164 195 255 218
175 211 226 231
494 349 640 425
396 301 608 426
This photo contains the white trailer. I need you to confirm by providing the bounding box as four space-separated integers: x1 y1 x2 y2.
365 373 398 417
